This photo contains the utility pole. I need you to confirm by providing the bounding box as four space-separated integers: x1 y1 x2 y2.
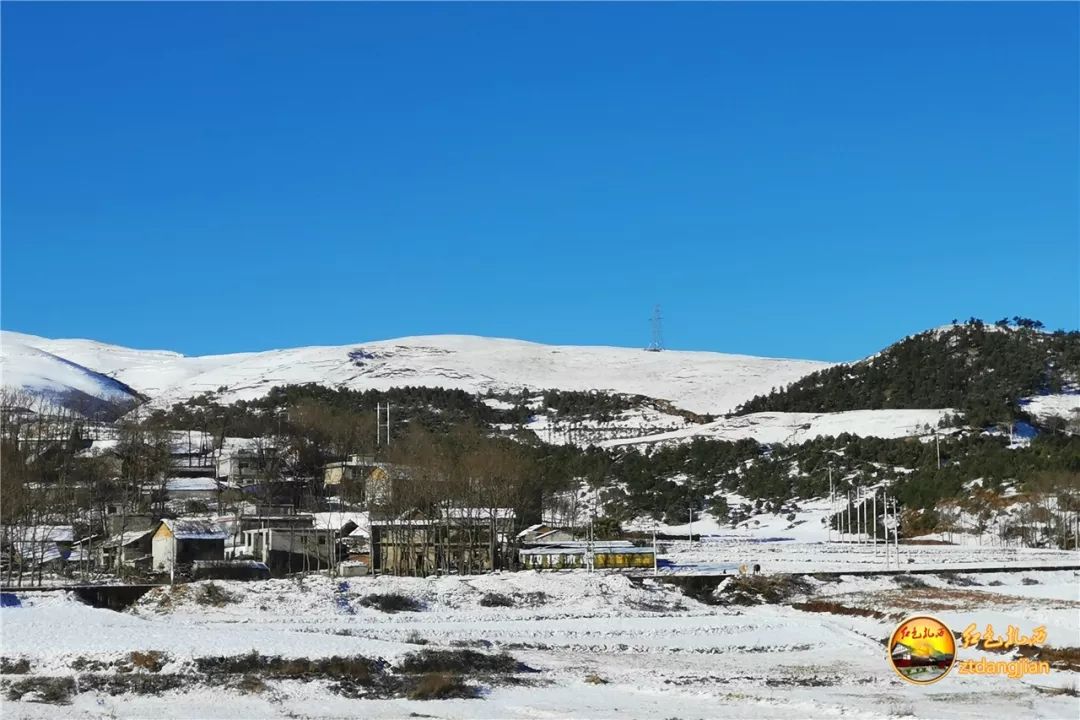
857 488 863 545
872 489 877 551
828 466 834 543
935 432 941 470
588 506 595 572
847 490 852 545
883 495 889 568
892 497 900 569
652 522 658 576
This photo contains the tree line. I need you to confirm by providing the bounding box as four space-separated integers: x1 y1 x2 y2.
735 320 1079 426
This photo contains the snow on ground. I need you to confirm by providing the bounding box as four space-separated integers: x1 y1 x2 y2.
661 539 1080 575
627 496 1080 574
1022 393 1080 423
602 408 955 448
1 331 831 416
2 565 1078 719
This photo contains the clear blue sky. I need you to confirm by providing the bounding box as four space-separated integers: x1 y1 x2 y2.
2 2 1077 362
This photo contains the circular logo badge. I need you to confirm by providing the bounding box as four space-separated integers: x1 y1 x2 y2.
887 615 956 685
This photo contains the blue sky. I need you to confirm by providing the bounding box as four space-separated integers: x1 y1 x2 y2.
2 2 1077 362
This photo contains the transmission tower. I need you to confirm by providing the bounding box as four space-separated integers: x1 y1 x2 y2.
646 305 664 352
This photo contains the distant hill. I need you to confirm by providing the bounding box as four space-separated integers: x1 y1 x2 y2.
734 321 1080 426
0 331 829 417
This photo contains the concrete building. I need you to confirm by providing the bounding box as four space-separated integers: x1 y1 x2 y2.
240 526 336 575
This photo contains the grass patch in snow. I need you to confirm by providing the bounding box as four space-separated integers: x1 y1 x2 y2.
407 672 480 700
232 675 269 694
791 600 885 619
128 650 168 672
195 652 384 682
1018 646 1080 672
405 630 431 645
892 575 928 589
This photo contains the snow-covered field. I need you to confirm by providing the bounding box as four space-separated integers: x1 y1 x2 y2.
2 565 1078 719
1 331 830 415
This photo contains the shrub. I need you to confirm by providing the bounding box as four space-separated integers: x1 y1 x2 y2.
0 657 31 674
892 575 927 589
195 583 239 607
1021 577 1040 586
584 673 608 684
397 649 528 675
479 593 514 608
77 673 187 696
407 672 480 700
358 593 421 613
5 677 76 704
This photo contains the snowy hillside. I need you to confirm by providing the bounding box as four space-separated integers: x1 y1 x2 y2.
0 334 143 412
0 331 830 415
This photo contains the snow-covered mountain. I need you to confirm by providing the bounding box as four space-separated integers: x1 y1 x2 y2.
0 331 831 416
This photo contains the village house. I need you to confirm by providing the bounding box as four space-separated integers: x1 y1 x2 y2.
216 447 278 487
7 525 74 570
151 519 227 574
370 507 516 576
168 430 216 474
321 456 392 505
98 527 155 571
